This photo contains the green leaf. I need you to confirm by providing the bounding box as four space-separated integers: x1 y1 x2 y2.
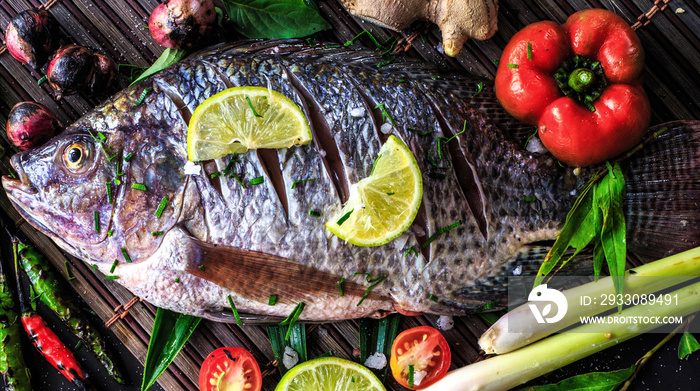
678 332 700 360
130 49 187 87
141 308 201 391
267 324 307 376
223 0 331 39
516 365 636 391
594 163 626 303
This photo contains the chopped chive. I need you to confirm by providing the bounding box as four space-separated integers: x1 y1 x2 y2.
309 209 321 217
8 169 17 179
493 59 500 66
132 183 147 191
338 277 345 297
356 274 387 306
94 211 100 233
250 176 264 185
121 248 132 263
291 178 316 189
245 96 262 117
227 295 243 326
429 293 438 302
386 192 395 196
199 265 206 271
398 79 406 83
97 132 107 142
222 154 238 175
210 171 222 179
351 376 355 382
124 153 133 161
408 364 415 388
175 278 180 283
114 178 122 186
345 30 382 49
106 182 113 204
407 127 432 136
134 87 153 106
507 63 519 68
37 75 47 85
527 42 533 60
107 153 118 162
522 196 537 202
231 174 246 189
64 261 75 280
92 264 98 271
473 82 484 97
268 295 277 306
110 259 119 274
422 220 463 248
117 172 126 177
280 302 305 341
336 209 353 226
404 246 419 257
431 75 441 80
105 275 119 280
374 103 396 126
155 196 169 218
152 231 164 237
370 154 382 176
73 341 83 351
107 230 113 237
377 56 396 68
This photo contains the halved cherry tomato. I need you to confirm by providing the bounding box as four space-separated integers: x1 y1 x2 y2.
390 326 451 389
199 347 262 391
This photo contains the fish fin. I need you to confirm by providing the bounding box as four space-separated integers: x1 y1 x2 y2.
181 235 386 305
624 121 700 260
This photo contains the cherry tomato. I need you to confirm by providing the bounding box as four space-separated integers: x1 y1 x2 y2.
199 347 262 391
390 326 451 389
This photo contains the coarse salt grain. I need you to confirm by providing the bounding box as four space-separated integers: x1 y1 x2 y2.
437 315 454 331
283 346 299 369
183 161 201 175
363 352 387 370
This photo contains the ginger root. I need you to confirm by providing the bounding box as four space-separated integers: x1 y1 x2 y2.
339 0 498 57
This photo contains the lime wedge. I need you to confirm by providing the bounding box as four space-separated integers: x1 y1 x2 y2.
274 357 386 391
326 135 423 247
187 86 312 161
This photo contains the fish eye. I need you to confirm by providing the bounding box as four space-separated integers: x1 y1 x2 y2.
62 142 91 172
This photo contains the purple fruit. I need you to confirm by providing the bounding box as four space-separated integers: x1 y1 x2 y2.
148 0 216 49
5 8 60 68
7 102 61 151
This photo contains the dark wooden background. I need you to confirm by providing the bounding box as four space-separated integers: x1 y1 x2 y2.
0 0 699 390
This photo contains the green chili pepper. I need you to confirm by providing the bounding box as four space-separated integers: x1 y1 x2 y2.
0 252 32 390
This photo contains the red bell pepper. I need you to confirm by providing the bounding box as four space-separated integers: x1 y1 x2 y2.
495 9 650 167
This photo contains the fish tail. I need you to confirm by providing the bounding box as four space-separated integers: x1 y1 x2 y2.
624 120 700 260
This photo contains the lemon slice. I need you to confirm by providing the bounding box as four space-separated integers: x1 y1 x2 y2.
275 357 386 391
187 86 312 161
327 135 422 247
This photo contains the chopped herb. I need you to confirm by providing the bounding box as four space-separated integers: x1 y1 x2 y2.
222 154 238 175
92 264 98 271
94 211 100 233
351 376 355 382
107 230 114 237
134 87 153 106
473 82 484 97
408 364 415 387
338 277 345 297
132 183 147 191
507 63 519 68
64 261 75 280
106 182 113 204
423 220 463 248
279 302 305 341
404 246 419 257
210 171 222 179
493 59 500 66
291 178 316 189
377 55 396 68
8 169 17 179
227 295 243 326
527 42 533 60
105 275 119 280
155 196 169 218
398 79 406 83
345 30 383 49
199 265 206 271
268 295 277 306
37 75 47 85
375 103 396 126
245 96 262 117
336 209 354 226
73 341 83 351
114 178 122 186
357 274 387 306
231 174 246 189
250 176 265 185
117 172 126 177
97 132 107 142
370 154 382 176
386 192 395 196
121 248 132 263
431 75 441 80
124 153 133 161
110 259 119 274
407 127 432 136
308 209 321 217
152 231 164 237
429 294 438 302
174 278 180 283
522 196 537 202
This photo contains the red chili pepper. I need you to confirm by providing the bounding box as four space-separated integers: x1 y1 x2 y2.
495 9 650 167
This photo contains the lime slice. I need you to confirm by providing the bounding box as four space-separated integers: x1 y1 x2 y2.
187 86 312 161
326 135 422 247
275 357 386 391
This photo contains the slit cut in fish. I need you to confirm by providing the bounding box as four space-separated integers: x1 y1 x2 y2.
155 80 193 125
347 76 389 144
256 149 289 220
283 65 350 203
202 60 235 88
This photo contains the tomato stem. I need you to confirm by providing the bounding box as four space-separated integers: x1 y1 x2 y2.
568 68 595 92
554 55 607 112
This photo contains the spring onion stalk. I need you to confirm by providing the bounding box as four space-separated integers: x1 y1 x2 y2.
479 246 700 354
424 279 700 391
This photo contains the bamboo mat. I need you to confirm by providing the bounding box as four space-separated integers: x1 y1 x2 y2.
0 0 698 390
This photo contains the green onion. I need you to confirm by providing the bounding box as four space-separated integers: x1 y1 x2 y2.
110 259 119 274
336 209 353 226
199 265 206 271
250 176 264 185
357 275 387 306
92 264 98 271
114 178 122 186
308 210 321 217
522 196 537 202
431 75 441 80
351 377 355 382
64 261 75 280
404 246 419 257
370 154 382 176
386 192 395 196
473 82 484 97
174 278 180 283
280 302 305 341
155 196 169 218
507 63 519 68
97 132 107 142
375 103 396 126
152 231 164 237
398 79 406 83
210 171 222 179
245 96 262 117
132 183 147 191
94 211 100 233
107 230 114 237
291 178 316 189
429 294 438 302
106 182 113 204
105 275 119 280
134 87 153 106
423 220 462 248
493 59 500 66
345 30 383 49
8 169 17 179
124 153 133 161
227 295 243 326
408 364 415 387
527 42 533 60
37 75 47 85
338 277 345 297
377 56 396 69
268 295 277 306
121 248 132 263
222 154 238 175
231 174 246 189
73 341 83 351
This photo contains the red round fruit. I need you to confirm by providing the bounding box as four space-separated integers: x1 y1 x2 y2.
7 101 61 151
5 8 60 68
148 0 216 50
199 347 262 391
390 326 451 390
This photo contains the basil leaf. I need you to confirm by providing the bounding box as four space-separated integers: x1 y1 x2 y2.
679 332 700 360
223 0 331 39
517 365 636 391
130 49 187 87
141 308 201 391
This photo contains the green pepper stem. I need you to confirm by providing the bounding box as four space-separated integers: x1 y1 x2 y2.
568 68 595 92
